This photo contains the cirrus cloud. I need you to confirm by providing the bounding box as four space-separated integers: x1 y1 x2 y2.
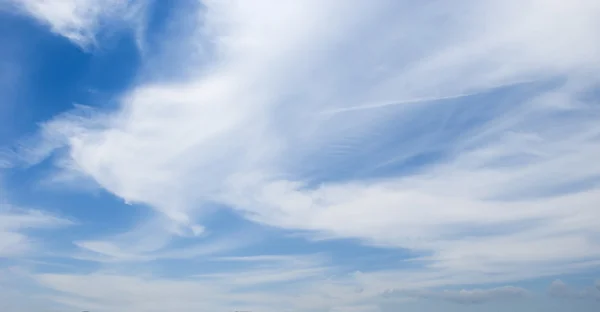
2 0 600 311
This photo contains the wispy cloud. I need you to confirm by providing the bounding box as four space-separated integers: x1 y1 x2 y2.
0 205 73 257
15 0 600 279
70 227 256 263
31 255 357 312
3 0 600 311
0 173 73 258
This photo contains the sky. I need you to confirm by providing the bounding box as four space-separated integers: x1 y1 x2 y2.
0 0 600 311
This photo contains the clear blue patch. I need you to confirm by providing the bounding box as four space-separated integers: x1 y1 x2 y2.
0 10 141 145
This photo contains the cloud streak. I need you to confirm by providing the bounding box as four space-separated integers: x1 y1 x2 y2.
0 204 73 257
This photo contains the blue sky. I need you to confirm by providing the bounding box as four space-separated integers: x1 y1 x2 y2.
1 0 600 311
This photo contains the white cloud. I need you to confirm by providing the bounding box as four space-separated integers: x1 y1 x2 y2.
193 263 329 287
13 0 600 298
69 225 257 263
384 286 529 304
8 0 143 48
